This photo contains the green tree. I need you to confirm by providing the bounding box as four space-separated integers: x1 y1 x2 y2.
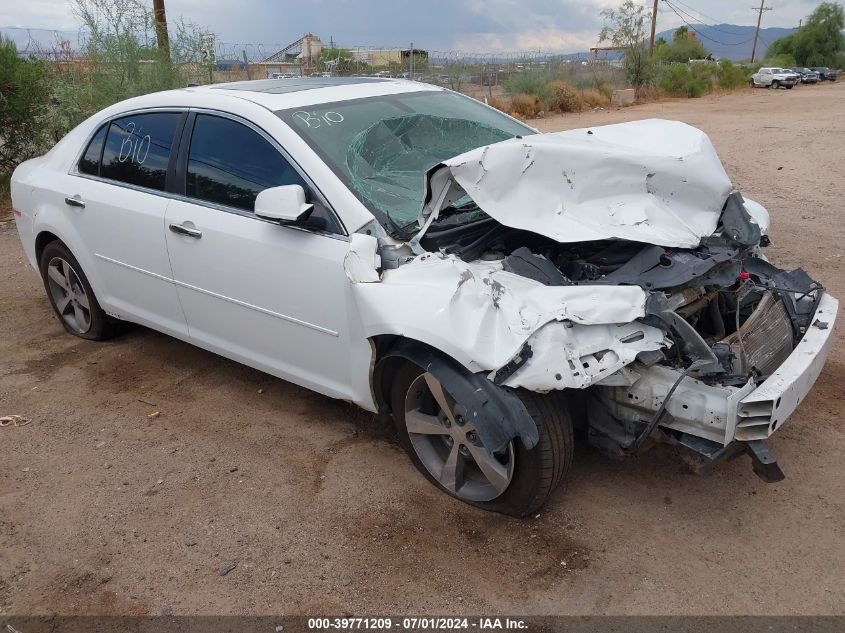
795 2 845 65
765 2 844 66
765 33 796 59
599 0 653 87
0 37 49 178
318 47 356 74
655 26 711 63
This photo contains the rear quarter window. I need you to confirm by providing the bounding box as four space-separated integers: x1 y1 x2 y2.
78 124 108 176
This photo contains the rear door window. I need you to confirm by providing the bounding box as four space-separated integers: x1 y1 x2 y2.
101 112 181 191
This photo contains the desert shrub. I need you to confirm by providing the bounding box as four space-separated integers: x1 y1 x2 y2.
691 63 717 87
548 80 581 112
0 38 50 180
486 96 509 113
634 84 663 102
659 64 709 97
504 73 553 102
510 93 543 118
716 60 748 90
580 88 611 107
596 80 615 99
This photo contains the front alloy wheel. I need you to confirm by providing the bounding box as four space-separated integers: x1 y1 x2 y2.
404 372 515 501
391 360 573 516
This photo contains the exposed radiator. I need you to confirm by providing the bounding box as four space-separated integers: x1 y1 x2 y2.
724 292 794 377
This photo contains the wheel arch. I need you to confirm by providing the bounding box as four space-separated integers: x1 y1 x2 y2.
31 220 108 306
369 334 540 453
35 230 61 264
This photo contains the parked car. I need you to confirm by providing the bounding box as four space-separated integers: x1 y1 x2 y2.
269 72 296 79
789 67 820 84
751 67 798 88
10 77 837 516
809 67 838 81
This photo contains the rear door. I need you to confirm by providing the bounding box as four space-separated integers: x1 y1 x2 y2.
69 111 188 336
164 112 356 400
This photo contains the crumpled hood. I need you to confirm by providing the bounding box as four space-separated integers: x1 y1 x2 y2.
421 119 734 248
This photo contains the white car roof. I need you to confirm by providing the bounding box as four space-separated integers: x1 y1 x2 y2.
87 77 444 124
187 77 439 110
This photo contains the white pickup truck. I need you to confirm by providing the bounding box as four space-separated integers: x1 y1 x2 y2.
751 67 799 89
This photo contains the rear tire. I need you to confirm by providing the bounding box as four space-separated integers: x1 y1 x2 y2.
391 361 574 517
771 80 780 89
39 241 119 341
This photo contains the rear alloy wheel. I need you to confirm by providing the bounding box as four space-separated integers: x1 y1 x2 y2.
391 361 573 516
771 80 780 89
39 241 118 340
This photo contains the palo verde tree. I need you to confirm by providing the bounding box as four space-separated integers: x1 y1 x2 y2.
766 2 845 66
44 0 206 142
599 0 652 88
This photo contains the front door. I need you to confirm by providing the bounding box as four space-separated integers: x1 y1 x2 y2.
164 113 356 400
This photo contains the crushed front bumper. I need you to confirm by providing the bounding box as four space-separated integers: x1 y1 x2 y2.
735 291 837 441
593 292 837 474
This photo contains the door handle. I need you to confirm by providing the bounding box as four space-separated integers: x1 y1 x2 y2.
169 223 202 239
64 196 85 208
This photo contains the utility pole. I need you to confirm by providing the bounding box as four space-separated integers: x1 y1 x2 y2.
648 0 659 58
152 0 169 58
750 0 772 63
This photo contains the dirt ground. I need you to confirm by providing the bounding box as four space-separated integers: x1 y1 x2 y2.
1 82 844 617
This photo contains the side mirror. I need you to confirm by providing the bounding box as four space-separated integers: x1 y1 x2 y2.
254 185 314 224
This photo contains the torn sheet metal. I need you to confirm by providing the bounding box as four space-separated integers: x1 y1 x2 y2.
343 233 382 283
422 119 734 248
350 251 668 383
497 320 669 391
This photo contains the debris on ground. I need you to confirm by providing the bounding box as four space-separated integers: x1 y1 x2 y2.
219 562 238 577
147 411 161 420
0 415 31 427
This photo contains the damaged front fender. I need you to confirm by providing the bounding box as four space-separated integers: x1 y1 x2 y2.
347 248 669 388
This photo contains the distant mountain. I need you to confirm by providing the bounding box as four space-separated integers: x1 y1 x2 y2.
655 24 797 61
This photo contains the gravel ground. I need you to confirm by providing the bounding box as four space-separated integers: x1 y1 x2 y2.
1 82 844 616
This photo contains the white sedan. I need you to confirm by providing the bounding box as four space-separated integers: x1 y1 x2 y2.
11 78 836 516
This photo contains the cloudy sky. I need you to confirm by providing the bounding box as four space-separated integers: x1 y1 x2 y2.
0 0 823 53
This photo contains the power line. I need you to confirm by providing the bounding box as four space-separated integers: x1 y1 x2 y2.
670 0 734 29
662 1 757 46
666 0 751 36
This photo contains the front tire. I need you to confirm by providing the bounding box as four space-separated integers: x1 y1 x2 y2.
39 241 118 340
391 361 574 517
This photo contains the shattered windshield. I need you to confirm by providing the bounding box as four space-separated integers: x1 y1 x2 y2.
277 91 532 235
